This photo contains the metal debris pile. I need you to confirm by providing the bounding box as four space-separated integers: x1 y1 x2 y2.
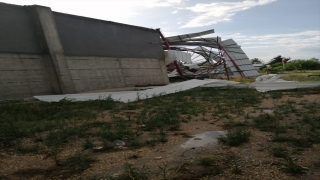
158 29 260 79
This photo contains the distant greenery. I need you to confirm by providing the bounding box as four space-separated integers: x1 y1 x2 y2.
268 55 290 65
250 58 263 64
260 56 320 72
283 58 320 71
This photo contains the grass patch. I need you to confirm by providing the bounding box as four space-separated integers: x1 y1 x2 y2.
281 74 320 82
218 127 251 146
200 156 217 166
1 85 319 178
128 154 140 159
282 157 305 175
64 152 96 173
269 145 288 158
118 163 149 180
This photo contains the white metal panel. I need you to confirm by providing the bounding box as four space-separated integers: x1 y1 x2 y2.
34 79 222 103
166 29 215 42
167 50 192 63
221 39 259 77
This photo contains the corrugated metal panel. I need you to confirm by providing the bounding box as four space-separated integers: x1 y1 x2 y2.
166 29 215 42
220 39 237 46
34 79 221 102
224 48 244 53
167 50 192 63
221 39 259 77
170 42 219 49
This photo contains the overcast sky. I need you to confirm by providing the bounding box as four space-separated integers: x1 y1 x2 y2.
3 0 320 63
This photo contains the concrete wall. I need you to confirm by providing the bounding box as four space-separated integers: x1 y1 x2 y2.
66 57 168 92
0 54 54 100
54 12 164 60
0 2 168 101
0 4 43 54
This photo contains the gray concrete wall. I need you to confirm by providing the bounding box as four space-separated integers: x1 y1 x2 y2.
53 12 164 60
66 56 125 92
0 2 169 101
0 53 54 100
0 3 43 54
34 6 76 94
66 57 168 92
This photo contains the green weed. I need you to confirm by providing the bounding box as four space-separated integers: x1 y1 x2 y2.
269 146 288 158
200 156 217 166
65 152 96 173
158 162 169 180
218 127 251 146
270 92 283 99
83 137 95 150
120 163 149 180
281 157 305 175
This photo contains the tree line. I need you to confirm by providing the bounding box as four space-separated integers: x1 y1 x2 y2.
251 56 320 71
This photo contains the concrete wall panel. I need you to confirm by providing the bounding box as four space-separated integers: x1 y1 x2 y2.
66 57 120 69
66 56 168 92
120 58 161 69
0 54 43 68
159 58 170 84
0 54 54 100
122 69 162 77
66 56 126 92
125 76 164 86
0 3 43 54
53 12 164 60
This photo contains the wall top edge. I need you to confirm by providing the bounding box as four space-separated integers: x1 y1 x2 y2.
53 11 159 33
0 2 25 9
0 2 159 33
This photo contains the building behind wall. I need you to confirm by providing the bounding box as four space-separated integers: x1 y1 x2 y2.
0 2 169 101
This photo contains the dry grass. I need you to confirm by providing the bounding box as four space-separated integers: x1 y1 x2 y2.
1 87 320 179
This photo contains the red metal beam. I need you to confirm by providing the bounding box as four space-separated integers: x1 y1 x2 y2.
157 29 184 77
210 39 245 77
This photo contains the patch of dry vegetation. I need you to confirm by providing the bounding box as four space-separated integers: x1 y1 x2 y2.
1 87 320 179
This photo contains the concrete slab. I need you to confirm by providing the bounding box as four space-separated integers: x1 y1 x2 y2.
34 78 320 103
34 79 219 102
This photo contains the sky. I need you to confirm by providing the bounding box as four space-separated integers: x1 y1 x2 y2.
2 0 320 63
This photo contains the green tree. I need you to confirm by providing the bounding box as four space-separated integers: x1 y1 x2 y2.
251 58 263 64
269 55 290 65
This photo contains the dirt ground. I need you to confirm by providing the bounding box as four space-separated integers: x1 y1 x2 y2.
1 90 320 180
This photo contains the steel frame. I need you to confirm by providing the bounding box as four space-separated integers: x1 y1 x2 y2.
157 29 246 80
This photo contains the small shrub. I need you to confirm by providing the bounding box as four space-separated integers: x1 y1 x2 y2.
218 127 251 146
120 163 149 180
128 140 143 149
65 152 96 173
200 156 216 166
269 146 288 158
83 137 95 150
271 92 282 99
18 144 39 153
128 154 140 159
282 157 305 175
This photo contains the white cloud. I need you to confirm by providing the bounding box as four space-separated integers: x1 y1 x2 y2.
181 0 277 28
4 0 184 23
172 10 179 14
231 30 320 61
145 0 183 7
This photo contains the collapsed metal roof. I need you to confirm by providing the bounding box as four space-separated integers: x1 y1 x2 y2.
158 29 260 78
